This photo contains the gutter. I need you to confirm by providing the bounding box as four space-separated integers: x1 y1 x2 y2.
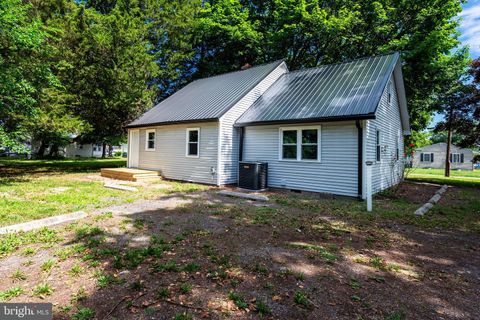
234 113 376 127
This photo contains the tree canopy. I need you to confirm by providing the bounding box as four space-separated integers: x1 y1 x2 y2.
0 0 475 155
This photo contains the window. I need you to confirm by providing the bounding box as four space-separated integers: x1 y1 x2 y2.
145 129 155 151
280 126 320 161
450 153 463 163
387 83 392 104
421 153 434 162
186 128 199 157
376 130 381 161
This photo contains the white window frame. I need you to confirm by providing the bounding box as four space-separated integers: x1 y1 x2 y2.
421 153 432 162
278 126 321 162
186 128 200 158
145 129 156 151
451 153 461 163
375 129 381 162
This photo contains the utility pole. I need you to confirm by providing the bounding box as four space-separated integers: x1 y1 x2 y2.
445 105 454 177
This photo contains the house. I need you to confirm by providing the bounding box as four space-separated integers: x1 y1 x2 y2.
126 52 410 198
413 143 474 170
64 143 105 158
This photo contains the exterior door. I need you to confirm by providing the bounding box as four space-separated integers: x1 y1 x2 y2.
128 129 140 168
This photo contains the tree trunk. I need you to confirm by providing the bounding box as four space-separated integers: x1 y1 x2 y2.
101 142 106 158
37 141 47 159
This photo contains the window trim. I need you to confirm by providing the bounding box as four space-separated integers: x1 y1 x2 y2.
186 128 200 158
278 126 321 162
375 129 381 162
145 129 156 151
451 153 461 163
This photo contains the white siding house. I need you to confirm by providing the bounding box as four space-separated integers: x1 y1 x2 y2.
126 53 410 198
413 143 474 170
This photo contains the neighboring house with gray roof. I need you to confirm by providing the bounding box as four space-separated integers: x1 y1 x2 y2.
413 143 474 170
126 52 410 198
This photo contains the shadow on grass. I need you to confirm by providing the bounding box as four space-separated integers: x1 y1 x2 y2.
39 188 480 320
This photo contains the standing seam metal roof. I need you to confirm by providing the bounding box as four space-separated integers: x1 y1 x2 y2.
235 53 399 126
126 60 284 128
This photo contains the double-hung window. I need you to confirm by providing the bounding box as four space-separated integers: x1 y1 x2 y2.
280 126 320 161
376 130 381 162
145 129 156 151
186 128 199 157
450 153 462 163
421 153 433 162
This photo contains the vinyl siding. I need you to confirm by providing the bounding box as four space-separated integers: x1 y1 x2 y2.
219 62 288 185
365 76 404 194
243 121 358 196
137 122 219 184
412 143 474 170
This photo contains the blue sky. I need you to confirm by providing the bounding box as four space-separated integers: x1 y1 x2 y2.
459 0 480 58
429 1 479 128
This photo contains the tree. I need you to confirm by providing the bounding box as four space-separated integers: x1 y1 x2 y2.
57 1 160 157
0 0 57 149
195 0 469 133
434 78 479 176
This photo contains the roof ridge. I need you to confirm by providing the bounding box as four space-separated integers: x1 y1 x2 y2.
288 52 400 74
191 59 285 82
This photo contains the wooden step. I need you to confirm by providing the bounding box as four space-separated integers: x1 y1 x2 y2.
101 168 161 182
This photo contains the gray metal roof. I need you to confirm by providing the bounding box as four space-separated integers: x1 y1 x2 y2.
127 60 284 128
236 53 400 126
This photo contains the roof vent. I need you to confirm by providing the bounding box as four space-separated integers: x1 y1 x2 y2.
241 63 252 70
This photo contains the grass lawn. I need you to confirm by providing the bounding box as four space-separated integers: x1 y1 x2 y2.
0 158 206 226
0 178 478 319
406 167 480 187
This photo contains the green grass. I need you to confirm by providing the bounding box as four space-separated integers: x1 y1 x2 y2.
406 168 480 187
272 186 480 233
0 286 24 301
0 158 187 227
0 158 126 171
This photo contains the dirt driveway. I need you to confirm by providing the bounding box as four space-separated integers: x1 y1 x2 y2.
0 182 479 319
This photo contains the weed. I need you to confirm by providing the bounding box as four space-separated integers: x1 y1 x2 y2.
41 259 56 272
0 287 24 301
32 283 54 297
228 291 248 309
351 295 362 302
133 219 146 229
69 264 83 276
180 282 193 294
252 207 278 225
254 263 268 275
71 287 87 302
293 271 305 281
154 260 179 272
130 281 144 291
156 287 170 299
74 225 103 239
263 282 274 290
93 212 113 222
289 242 337 263
173 312 193 320
183 262 200 272
96 274 117 288
294 291 311 308
11 269 27 281
370 256 386 270
21 247 37 256
349 278 361 290
72 307 95 320
255 299 272 316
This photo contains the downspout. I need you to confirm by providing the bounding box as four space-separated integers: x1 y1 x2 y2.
239 127 244 162
356 120 363 199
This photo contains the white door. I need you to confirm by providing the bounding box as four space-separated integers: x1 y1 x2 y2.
128 129 140 168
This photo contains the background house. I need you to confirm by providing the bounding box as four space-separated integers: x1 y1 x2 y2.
413 143 474 170
126 53 410 198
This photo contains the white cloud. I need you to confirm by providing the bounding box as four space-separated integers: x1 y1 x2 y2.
459 3 480 57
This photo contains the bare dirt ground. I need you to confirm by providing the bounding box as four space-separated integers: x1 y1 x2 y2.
0 181 479 320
